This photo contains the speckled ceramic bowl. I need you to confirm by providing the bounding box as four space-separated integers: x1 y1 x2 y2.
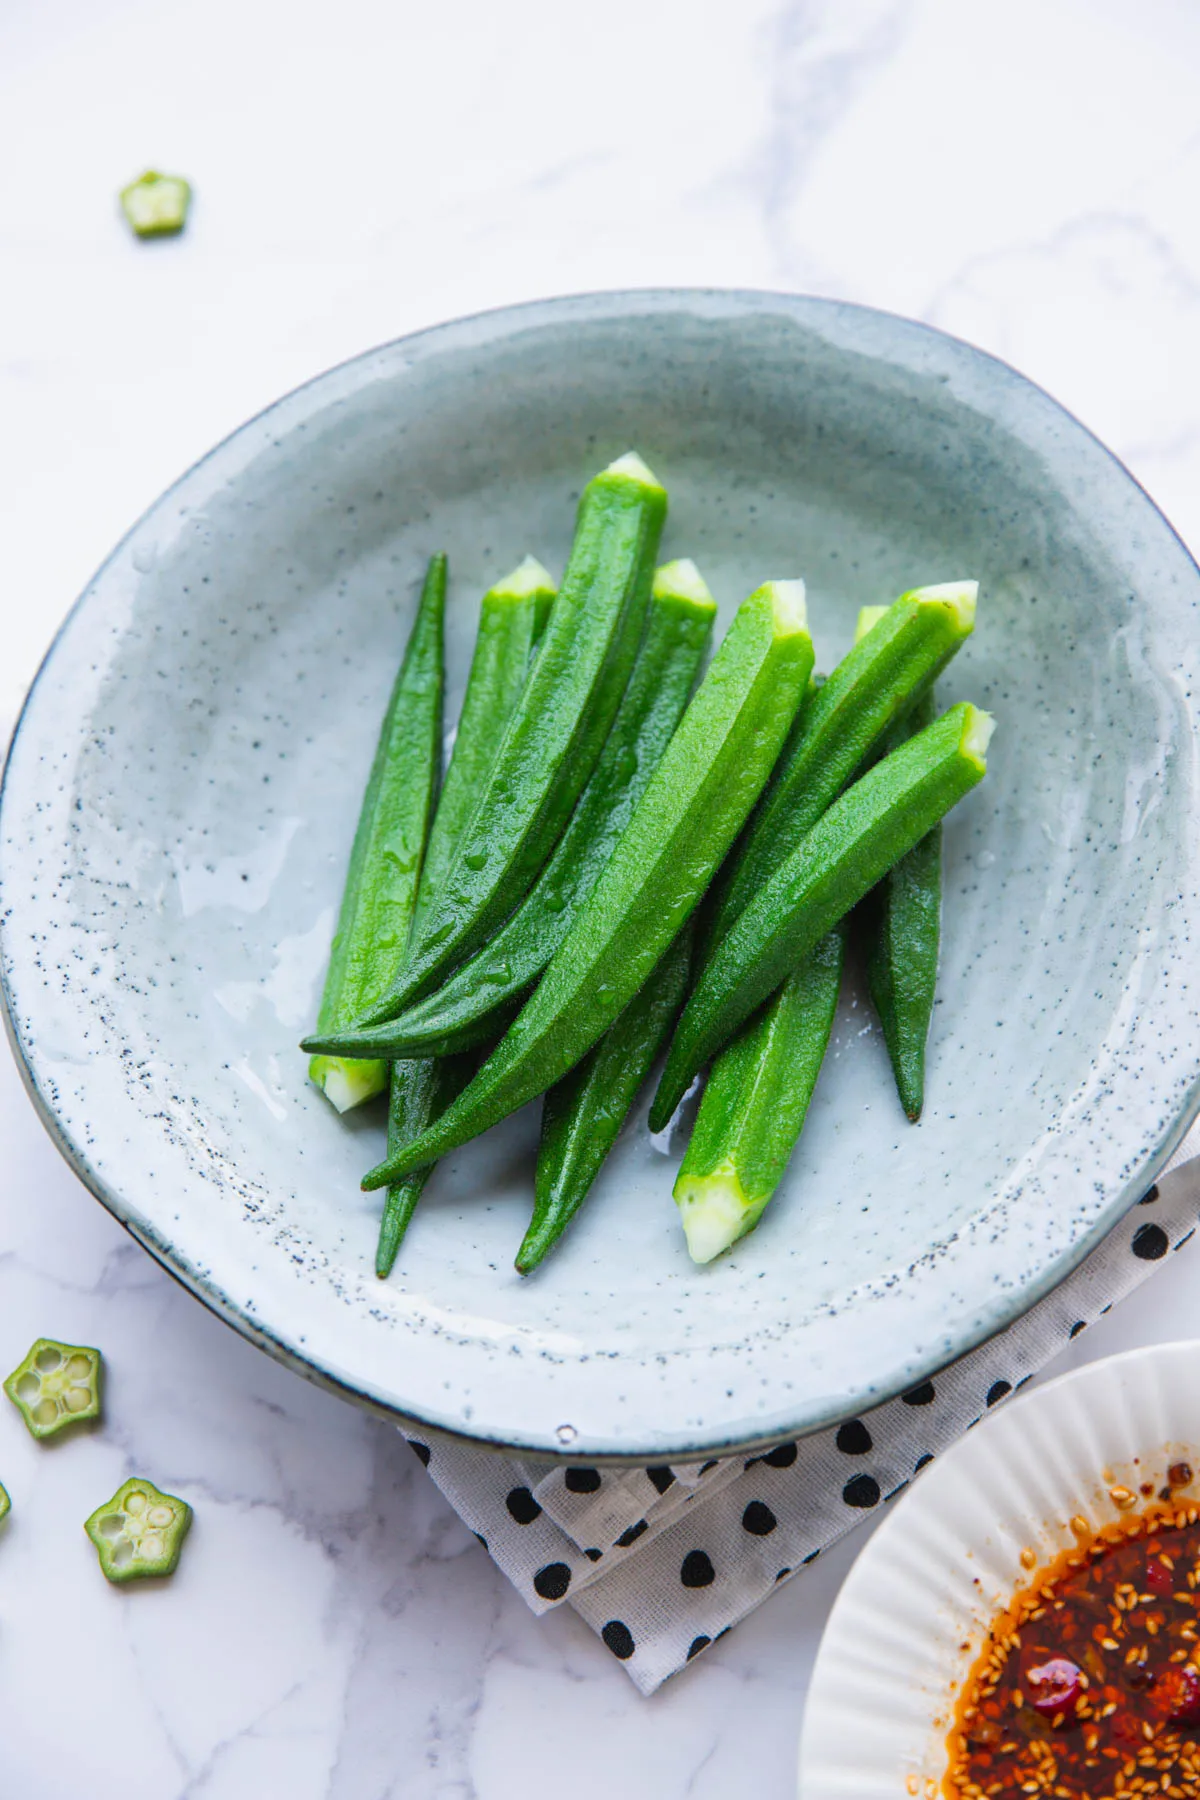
3 291 1200 1461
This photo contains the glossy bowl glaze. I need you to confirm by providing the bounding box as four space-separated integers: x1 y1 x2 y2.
3 291 1200 1460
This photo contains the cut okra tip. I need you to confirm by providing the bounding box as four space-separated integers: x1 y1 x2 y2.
300 449 992 1271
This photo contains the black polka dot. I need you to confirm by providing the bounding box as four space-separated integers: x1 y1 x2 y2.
914 1453 934 1473
836 1419 872 1455
902 1381 936 1406
1176 1228 1196 1252
986 1379 1012 1407
885 1480 909 1502
533 1562 571 1600
409 1440 431 1465
1133 1222 1169 1260
474 1532 488 1549
746 1441 797 1470
742 1501 777 1536
775 1567 791 1582
505 1486 542 1524
802 1549 820 1565
686 1634 711 1661
1069 1319 1087 1338
647 1466 675 1494
616 1519 648 1548
602 1620 635 1660
564 1467 601 1494
584 1547 603 1563
681 1549 715 1587
1139 1184 1160 1205
699 1460 718 1475
843 1474 881 1508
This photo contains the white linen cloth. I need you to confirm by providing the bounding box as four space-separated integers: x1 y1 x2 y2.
404 1133 1200 1694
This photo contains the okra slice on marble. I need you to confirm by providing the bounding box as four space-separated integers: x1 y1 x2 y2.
853 597 942 1120
361 578 814 1190
120 169 192 237
4 1338 102 1439
0 1482 9 1524
357 454 668 1024
705 581 977 951
84 1477 192 1583
375 1053 477 1277
673 923 845 1264
517 923 694 1274
306 560 716 1064
412 556 556 939
308 553 445 1113
651 701 994 1130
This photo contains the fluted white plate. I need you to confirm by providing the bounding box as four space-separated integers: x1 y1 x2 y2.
798 1339 1200 1798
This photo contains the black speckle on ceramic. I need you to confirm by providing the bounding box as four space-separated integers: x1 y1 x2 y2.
2 291 1199 1461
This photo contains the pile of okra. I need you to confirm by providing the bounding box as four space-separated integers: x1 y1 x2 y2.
301 452 993 1274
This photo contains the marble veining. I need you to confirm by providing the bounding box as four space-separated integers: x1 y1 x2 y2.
5 0 1200 1792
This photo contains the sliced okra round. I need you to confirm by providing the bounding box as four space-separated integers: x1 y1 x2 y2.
4 1338 103 1439
85 1477 192 1584
119 170 193 238
0 1481 10 1524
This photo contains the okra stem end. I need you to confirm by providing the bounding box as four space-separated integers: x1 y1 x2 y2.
909 579 979 632
604 450 664 491
491 555 556 600
309 1054 387 1114
674 1170 762 1264
758 578 808 636
653 559 716 609
959 704 995 771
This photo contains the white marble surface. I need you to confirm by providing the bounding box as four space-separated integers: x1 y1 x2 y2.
4 0 1200 1793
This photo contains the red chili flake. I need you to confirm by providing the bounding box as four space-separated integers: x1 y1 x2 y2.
1024 1655 1083 1718
1149 1664 1200 1724
945 1503 1200 1797
1146 1557 1175 1596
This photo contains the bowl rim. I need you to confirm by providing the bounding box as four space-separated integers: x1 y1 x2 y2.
4 285 1200 1463
795 1336 1200 1797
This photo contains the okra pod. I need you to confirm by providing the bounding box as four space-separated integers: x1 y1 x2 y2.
361 579 815 1189
673 923 845 1264
308 553 445 1112
358 453 668 1022
705 581 976 951
516 923 694 1274
650 701 993 1130
375 1053 476 1277
305 560 716 1063
412 556 555 938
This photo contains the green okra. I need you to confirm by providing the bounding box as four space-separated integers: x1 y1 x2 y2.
4 1338 103 1439
356 453 668 1024
305 560 717 1064
308 553 445 1112
673 923 845 1264
704 581 976 953
374 565 551 1271
360 578 814 1190
412 557 556 940
376 1053 477 1276
853 602 942 1122
650 701 994 1130
120 170 192 238
517 923 694 1274
84 1477 192 1583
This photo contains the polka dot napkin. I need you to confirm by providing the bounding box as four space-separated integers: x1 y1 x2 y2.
404 1142 1200 1695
